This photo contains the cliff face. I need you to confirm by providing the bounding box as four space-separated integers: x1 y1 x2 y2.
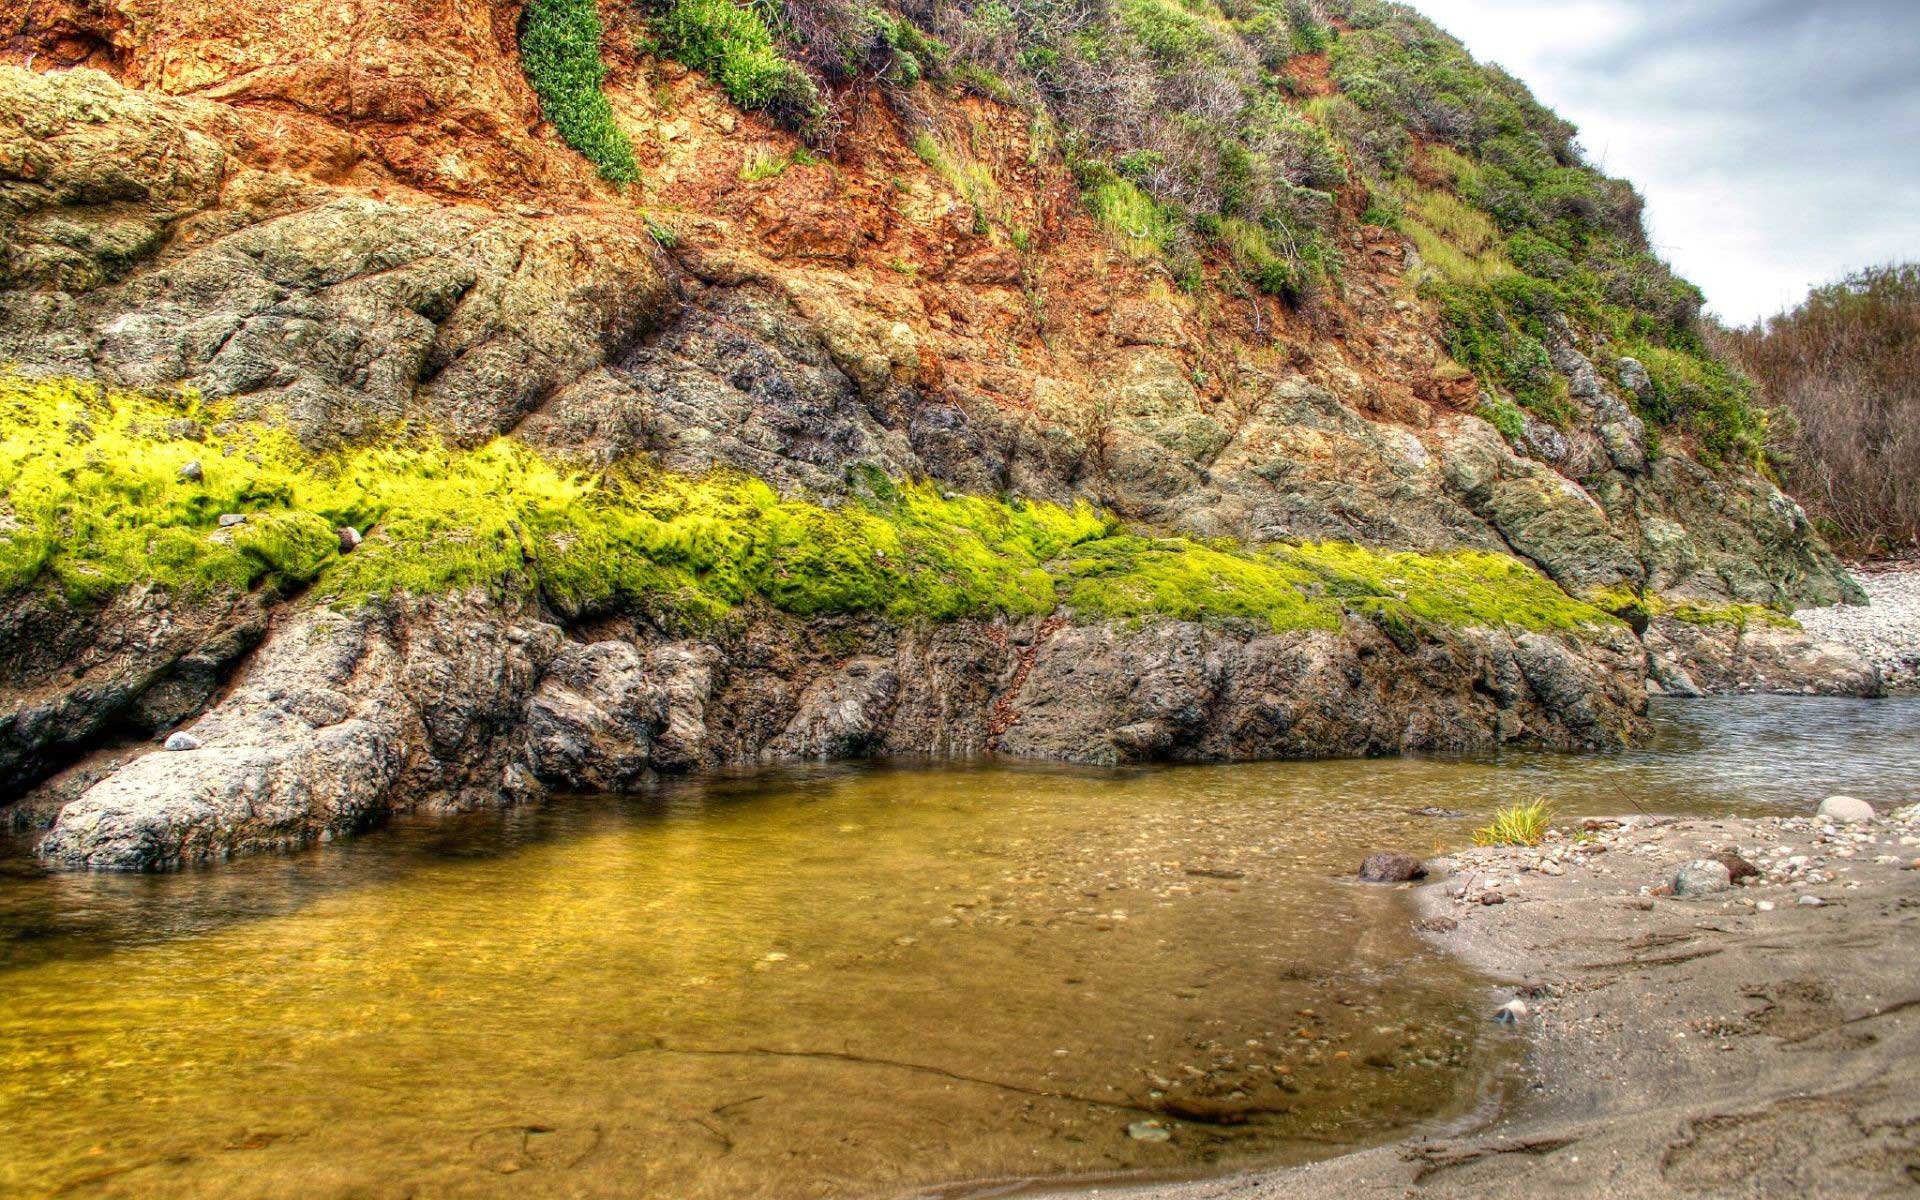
0 0 1873 867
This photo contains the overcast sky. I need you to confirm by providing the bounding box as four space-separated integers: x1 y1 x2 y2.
1407 0 1920 325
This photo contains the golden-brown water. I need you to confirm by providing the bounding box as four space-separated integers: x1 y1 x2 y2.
3 697 1918 1200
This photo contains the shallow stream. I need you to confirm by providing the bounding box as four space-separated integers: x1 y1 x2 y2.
3 697 1918 1199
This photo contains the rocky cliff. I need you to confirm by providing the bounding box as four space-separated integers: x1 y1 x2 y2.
0 0 1875 867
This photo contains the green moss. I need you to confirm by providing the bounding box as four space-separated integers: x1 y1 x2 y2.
1662 599 1799 631
1279 542 1622 635
519 0 639 182
1062 536 1344 631
0 377 339 602
1 376 1625 642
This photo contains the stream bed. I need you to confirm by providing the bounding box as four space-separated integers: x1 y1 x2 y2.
4 696 1919 1199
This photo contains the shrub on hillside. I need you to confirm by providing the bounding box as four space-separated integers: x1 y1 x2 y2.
1719 264 1920 557
520 0 639 181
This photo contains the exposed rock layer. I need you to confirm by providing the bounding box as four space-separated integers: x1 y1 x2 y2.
0 10 1876 868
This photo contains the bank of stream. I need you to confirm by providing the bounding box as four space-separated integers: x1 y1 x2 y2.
3 697 1918 1199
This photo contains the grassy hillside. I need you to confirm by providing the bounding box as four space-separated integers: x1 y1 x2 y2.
577 0 1769 468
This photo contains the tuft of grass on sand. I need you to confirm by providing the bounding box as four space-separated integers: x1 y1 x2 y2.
1473 799 1552 847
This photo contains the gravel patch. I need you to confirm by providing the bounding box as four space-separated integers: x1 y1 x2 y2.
1796 564 1920 690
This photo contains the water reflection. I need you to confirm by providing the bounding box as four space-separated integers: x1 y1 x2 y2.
0 697 1915 1199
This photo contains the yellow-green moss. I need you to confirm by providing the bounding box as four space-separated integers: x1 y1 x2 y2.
1061 536 1344 632
1662 599 1800 631
0 376 1625 640
1279 542 1623 635
1579 584 1799 631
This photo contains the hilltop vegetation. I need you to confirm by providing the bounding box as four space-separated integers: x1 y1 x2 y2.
1719 263 1920 557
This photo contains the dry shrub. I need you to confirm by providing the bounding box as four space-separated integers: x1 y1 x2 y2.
1718 264 1920 558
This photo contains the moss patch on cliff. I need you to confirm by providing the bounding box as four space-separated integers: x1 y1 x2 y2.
0 377 339 601
1062 537 1343 631
1 377 1623 639
520 0 639 182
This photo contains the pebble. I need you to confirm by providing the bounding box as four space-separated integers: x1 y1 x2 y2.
1796 564 1920 688
1495 998 1528 1024
1798 894 1826 908
1127 1120 1172 1143
337 526 363 553
178 459 203 483
162 731 201 751
217 512 247 528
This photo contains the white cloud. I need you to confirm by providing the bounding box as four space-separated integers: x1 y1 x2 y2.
1404 0 1920 323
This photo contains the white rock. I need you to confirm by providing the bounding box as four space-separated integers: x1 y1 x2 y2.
1798 894 1826 908
1673 859 1732 896
1496 998 1529 1024
1818 795 1875 824
162 731 201 751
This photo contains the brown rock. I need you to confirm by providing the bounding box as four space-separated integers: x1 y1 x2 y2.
1358 852 1428 883
1714 850 1761 883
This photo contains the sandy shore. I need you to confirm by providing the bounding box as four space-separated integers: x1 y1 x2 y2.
1021 802 1920 1198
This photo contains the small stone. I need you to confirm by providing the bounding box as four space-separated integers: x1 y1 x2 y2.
1415 916 1458 933
1539 860 1565 876
217 512 247 528
1673 859 1733 897
1358 852 1427 883
1755 900 1775 912
1479 891 1505 905
1798 894 1826 908
1495 998 1528 1024
1817 795 1875 824
1713 850 1760 883
178 459 203 483
162 731 201 751
337 526 363 553
1127 1120 1172 1143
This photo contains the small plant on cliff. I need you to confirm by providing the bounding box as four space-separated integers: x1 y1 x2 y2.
1473 799 1551 847
520 0 640 182
655 0 826 134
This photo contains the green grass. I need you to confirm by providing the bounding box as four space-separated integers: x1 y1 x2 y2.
1083 168 1178 259
1 377 1628 641
1473 799 1551 847
655 0 823 130
1400 184 1513 289
519 0 638 182
740 145 818 182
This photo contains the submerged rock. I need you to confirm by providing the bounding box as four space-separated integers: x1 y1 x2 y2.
1358 852 1428 883
1126 1120 1172 1143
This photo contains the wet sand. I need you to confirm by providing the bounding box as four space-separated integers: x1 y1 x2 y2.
1019 802 1920 1198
